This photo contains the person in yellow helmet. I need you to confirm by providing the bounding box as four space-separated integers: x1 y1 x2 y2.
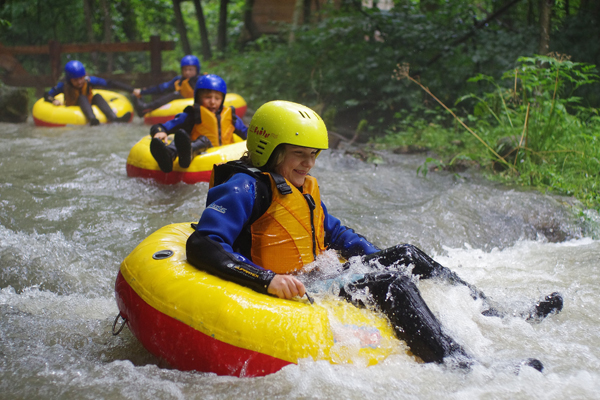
186 100 562 368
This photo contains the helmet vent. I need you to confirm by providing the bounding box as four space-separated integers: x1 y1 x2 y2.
257 141 266 154
298 110 311 119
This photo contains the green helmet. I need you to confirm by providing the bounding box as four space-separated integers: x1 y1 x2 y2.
247 101 329 167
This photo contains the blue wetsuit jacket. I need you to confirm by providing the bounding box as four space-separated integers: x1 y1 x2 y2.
139 75 191 96
195 173 380 272
46 76 130 99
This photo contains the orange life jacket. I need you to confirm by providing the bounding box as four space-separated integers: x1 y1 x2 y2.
174 77 195 98
250 174 326 274
189 104 236 146
63 77 93 106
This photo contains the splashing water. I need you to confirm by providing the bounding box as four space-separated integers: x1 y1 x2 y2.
1 120 599 399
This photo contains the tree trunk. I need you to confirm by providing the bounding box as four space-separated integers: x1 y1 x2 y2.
82 0 98 64
217 0 228 54
341 0 361 11
527 0 535 26
289 0 304 44
118 0 139 42
577 0 600 17
192 0 212 60
243 0 260 42
313 0 321 22
303 0 311 24
538 0 553 55
420 0 439 13
100 0 113 73
173 0 192 55
83 0 95 43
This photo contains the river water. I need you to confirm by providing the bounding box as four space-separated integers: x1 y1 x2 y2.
1 120 599 399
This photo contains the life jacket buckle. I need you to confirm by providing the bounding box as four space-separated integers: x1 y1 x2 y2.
276 182 293 195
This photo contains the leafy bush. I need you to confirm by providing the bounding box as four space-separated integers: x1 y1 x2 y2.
379 55 600 209
213 2 542 136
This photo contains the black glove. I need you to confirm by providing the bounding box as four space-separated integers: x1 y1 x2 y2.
150 124 166 138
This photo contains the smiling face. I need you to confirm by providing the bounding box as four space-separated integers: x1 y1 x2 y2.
181 65 197 79
274 145 319 188
199 90 224 113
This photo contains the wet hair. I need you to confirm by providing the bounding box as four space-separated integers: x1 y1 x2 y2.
239 152 252 166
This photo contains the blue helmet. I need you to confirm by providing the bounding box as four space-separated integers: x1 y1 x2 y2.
195 74 227 94
65 60 86 80
180 55 201 73
194 74 227 105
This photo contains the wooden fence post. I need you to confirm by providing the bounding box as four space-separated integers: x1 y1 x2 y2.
150 35 162 78
49 40 62 82
1 38 175 89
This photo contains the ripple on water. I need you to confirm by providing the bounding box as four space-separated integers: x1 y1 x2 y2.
1 124 600 399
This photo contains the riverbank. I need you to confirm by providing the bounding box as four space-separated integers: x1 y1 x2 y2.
366 119 600 214
372 56 600 212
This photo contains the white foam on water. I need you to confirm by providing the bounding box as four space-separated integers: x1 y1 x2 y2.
2 124 600 399
0 285 116 320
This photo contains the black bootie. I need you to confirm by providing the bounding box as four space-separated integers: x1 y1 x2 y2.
150 138 177 173
528 292 563 321
114 112 132 123
133 92 183 117
175 131 212 168
132 97 149 117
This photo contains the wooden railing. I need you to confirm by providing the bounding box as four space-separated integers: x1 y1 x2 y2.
0 35 176 92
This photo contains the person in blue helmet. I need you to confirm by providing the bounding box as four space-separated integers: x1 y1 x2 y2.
131 55 202 117
148 74 248 173
44 60 133 125
185 100 564 370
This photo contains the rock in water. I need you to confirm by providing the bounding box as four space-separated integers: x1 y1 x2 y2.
0 85 29 123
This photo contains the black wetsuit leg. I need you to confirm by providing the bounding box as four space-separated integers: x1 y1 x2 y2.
175 131 213 168
360 245 563 320
361 244 488 301
77 95 98 123
134 92 183 116
145 92 183 110
91 93 117 121
339 271 469 364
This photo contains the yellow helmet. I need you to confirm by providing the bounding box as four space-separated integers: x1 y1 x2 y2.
247 100 329 167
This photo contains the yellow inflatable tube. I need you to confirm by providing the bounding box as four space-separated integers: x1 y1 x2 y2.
32 89 133 127
126 135 247 184
143 93 247 125
115 223 402 377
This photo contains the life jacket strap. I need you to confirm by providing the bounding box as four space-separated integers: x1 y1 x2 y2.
270 173 292 195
